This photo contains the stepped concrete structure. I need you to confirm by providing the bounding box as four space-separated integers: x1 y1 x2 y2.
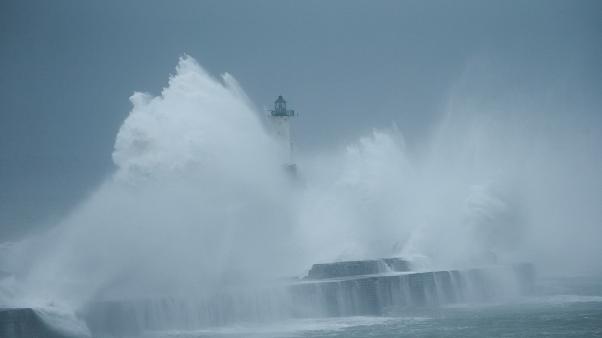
306 258 411 279
0 260 535 337
79 261 534 337
0 308 76 338
293 262 535 317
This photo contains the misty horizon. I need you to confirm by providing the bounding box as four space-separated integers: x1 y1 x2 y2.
1 0 600 241
0 1 601 337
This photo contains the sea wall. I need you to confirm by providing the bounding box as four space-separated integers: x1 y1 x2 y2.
291 263 534 317
306 258 411 279
82 263 534 336
0 308 68 338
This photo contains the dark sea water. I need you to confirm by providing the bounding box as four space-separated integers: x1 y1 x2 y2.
147 276 602 338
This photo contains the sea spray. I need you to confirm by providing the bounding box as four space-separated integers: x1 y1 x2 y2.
12 56 299 312
0 54 599 332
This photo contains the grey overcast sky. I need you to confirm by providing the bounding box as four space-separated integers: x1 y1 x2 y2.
0 0 600 239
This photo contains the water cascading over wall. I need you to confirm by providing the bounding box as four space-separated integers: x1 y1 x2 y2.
82 263 534 336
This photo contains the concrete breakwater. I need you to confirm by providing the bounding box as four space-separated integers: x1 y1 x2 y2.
81 262 534 336
0 308 82 338
306 258 411 279
292 263 534 317
0 261 534 337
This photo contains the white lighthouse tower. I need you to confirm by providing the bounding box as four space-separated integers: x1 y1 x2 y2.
269 95 296 172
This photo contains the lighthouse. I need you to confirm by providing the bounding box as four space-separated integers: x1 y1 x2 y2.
269 95 296 172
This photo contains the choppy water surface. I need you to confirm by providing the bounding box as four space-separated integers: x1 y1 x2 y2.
148 276 602 338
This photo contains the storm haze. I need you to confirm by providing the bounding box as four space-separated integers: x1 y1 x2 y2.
1 2 602 337
1 0 600 240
